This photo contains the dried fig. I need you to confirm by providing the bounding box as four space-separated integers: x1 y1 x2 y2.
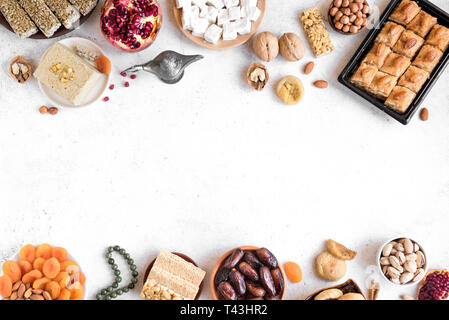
247 63 269 91
279 33 305 62
314 288 344 300
327 239 357 260
316 251 347 281
338 293 365 300
276 76 304 105
252 32 279 62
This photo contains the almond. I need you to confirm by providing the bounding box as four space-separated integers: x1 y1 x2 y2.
314 80 328 88
404 38 417 49
304 62 314 74
420 108 429 121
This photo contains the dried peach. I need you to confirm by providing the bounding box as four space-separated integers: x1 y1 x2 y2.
284 261 303 283
57 288 71 300
43 257 60 279
36 243 52 259
33 277 50 289
18 260 33 274
0 275 12 298
96 55 111 74
2 260 22 283
33 257 46 272
19 244 36 263
51 247 68 262
22 269 42 284
45 281 61 299
60 260 78 272
70 287 83 300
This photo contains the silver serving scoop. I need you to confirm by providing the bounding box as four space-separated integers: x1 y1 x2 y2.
122 50 204 84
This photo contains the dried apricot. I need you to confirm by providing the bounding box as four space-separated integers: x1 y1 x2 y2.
57 288 71 300
42 257 60 279
18 260 33 274
52 247 68 262
45 281 61 299
22 269 42 284
78 272 86 285
33 277 50 289
70 287 83 300
2 261 22 283
284 261 303 283
33 257 46 272
95 55 111 74
36 243 52 259
56 272 70 289
0 275 12 298
19 244 36 263
60 260 78 272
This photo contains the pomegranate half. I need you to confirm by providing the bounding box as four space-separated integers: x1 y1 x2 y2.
100 0 162 52
418 269 449 300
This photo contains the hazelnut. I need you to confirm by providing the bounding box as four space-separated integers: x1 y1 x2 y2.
252 32 279 62
278 33 305 62
247 62 269 91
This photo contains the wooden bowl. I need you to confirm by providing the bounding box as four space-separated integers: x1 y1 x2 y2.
0 5 98 39
143 252 204 300
305 279 365 300
173 0 266 50
210 246 287 300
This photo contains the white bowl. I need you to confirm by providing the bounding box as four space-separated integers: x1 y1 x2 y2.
1 248 88 299
377 237 428 287
38 37 110 108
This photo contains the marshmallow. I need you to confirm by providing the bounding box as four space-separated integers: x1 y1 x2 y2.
222 21 237 40
246 6 261 21
224 0 239 8
192 0 207 6
241 0 257 7
204 24 223 43
176 0 190 8
235 17 251 35
207 0 225 9
228 6 241 20
217 8 229 26
192 17 210 37
199 5 208 18
206 6 219 23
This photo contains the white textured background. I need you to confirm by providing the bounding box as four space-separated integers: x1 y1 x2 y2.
1 0 448 300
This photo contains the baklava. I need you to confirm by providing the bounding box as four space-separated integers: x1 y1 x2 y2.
362 42 392 68
398 66 429 93
389 0 421 26
368 71 398 100
385 86 416 114
375 22 405 47
380 52 411 77
350 63 378 89
392 30 424 58
407 11 437 38
425 24 449 52
412 44 443 73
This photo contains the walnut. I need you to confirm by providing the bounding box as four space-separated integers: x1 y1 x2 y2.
247 62 269 91
279 33 305 62
9 56 32 84
252 32 279 62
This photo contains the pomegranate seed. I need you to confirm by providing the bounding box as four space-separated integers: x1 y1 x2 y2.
109 84 115 90
130 74 136 79
120 72 127 77
124 82 130 87
103 97 110 102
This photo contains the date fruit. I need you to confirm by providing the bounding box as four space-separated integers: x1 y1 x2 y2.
256 248 278 269
243 251 262 269
214 266 230 286
217 281 237 300
271 268 284 295
223 248 244 269
239 262 259 281
260 266 277 297
229 269 246 296
246 280 266 297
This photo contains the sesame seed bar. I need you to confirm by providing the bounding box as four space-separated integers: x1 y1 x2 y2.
300 8 334 57
67 0 97 16
42 0 81 29
18 0 61 37
0 0 38 38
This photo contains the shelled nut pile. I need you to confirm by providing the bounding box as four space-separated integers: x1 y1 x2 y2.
380 238 426 285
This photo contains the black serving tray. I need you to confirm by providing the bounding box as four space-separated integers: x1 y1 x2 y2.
338 0 449 125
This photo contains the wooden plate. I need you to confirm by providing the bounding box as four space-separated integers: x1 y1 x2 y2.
173 0 266 50
143 252 204 300
0 5 98 39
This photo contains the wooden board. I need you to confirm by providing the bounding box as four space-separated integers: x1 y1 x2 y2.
173 0 266 50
